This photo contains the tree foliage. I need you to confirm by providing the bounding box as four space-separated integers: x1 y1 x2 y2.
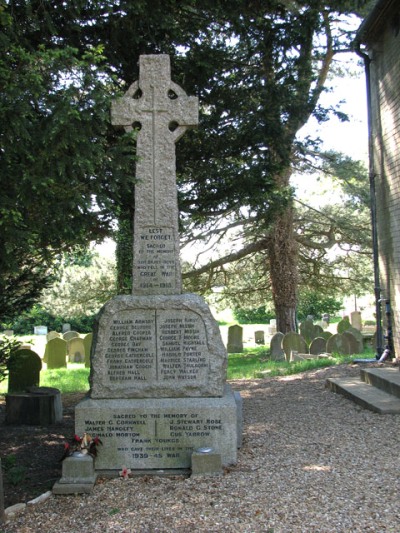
1 0 374 327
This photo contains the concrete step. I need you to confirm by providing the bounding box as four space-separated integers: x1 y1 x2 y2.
326 377 400 414
360 367 400 399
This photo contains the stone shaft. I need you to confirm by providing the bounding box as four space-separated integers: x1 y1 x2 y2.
111 55 198 296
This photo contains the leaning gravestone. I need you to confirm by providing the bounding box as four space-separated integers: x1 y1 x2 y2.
270 332 285 361
44 337 68 369
75 55 241 472
7 349 42 393
282 332 308 362
227 324 244 353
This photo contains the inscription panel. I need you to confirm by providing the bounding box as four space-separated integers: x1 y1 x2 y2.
133 226 179 295
75 393 238 469
90 295 225 398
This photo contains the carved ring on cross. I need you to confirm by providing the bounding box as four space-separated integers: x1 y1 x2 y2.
122 80 191 142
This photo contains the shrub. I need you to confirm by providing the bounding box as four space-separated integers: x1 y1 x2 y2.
297 291 343 321
233 306 275 324
2 305 96 335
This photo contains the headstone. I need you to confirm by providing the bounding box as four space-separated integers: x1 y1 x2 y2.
63 330 79 341
227 325 243 353
44 337 68 369
320 331 333 341
342 331 363 355
83 333 93 368
269 332 285 361
75 55 241 473
3 329 14 336
7 349 42 393
337 317 351 334
268 319 277 335
62 323 71 333
34 325 48 335
46 331 61 342
309 337 327 356
350 311 362 331
254 330 265 345
282 332 308 362
326 333 351 355
322 313 330 324
68 337 85 363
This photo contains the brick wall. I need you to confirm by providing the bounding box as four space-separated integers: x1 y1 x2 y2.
370 13 400 356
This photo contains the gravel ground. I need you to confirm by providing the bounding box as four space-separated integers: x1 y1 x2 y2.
3 363 400 532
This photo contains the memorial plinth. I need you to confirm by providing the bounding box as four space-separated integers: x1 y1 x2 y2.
75 54 241 473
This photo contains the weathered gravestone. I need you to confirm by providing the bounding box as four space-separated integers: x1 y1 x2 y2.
350 311 362 331
227 324 244 353
282 332 308 362
326 333 351 355
254 330 265 345
337 317 351 334
7 349 42 393
342 331 363 355
46 330 61 342
83 333 93 368
44 337 68 369
269 332 285 361
75 55 241 473
309 337 327 356
63 330 79 342
68 337 85 363
300 319 322 345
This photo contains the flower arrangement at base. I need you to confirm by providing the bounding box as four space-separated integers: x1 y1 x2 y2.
61 433 103 461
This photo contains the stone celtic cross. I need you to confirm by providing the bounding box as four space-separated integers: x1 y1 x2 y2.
111 55 198 296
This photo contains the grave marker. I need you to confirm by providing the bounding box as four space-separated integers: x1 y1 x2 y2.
75 55 241 472
7 349 42 393
44 338 67 369
270 332 285 361
227 324 243 353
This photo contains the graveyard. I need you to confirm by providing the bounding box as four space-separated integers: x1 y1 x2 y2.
2 1 400 530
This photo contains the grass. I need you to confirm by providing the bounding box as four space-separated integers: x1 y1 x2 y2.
226 345 374 380
0 346 374 395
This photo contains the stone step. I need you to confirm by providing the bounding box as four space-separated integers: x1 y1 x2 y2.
326 377 400 414
360 367 400 399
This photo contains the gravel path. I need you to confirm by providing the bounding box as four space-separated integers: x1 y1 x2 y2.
4 363 400 532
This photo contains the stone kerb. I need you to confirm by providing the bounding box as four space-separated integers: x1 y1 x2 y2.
282 332 308 361
89 293 227 399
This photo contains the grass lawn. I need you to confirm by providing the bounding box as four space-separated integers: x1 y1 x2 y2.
0 346 374 395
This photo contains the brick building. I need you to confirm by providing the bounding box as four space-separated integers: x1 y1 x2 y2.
355 0 400 358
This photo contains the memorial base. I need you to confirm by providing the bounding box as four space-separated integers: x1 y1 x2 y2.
75 385 241 472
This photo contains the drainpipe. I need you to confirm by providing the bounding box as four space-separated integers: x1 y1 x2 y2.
354 43 383 359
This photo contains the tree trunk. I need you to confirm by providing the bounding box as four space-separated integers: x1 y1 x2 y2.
268 203 298 333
